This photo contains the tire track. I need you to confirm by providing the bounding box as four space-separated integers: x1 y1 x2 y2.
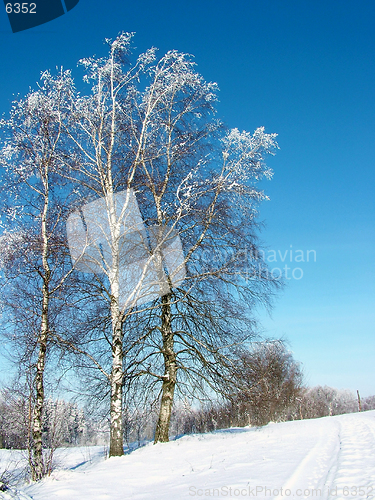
327 413 375 499
274 418 341 499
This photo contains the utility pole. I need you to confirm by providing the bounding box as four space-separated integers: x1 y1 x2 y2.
357 390 362 412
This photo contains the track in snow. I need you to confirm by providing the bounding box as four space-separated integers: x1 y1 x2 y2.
275 412 375 499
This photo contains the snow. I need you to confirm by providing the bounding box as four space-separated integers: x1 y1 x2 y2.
2 410 375 500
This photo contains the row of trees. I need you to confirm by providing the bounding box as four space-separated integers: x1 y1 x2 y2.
0 32 279 480
0 339 303 448
0 391 103 451
2 379 373 454
169 386 375 436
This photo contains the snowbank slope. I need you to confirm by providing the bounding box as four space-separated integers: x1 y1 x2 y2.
6 410 375 499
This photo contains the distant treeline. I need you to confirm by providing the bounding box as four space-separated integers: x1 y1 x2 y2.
1 385 374 450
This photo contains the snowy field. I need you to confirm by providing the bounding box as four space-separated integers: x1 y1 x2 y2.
1 410 375 500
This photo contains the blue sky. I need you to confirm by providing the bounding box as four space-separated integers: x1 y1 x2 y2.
0 0 374 395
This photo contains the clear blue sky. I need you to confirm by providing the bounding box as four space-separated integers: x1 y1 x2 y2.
0 1 374 395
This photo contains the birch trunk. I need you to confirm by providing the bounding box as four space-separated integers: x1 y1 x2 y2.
32 305 48 480
31 177 50 481
154 293 177 443
109 302 124 456
108 209 124 457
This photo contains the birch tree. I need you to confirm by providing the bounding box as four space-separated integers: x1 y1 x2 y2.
57 33 163 457
123 56 279 442
0 70 78 480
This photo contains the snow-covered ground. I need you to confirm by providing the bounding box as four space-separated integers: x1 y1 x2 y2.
1 410 375 500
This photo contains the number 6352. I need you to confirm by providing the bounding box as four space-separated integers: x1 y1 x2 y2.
6 3 37 14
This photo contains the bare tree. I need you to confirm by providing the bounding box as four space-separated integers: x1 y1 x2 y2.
126 69 279 442
0 70 79 480
299 386 357 419
362 395 375 411
231 340 304 426
51 33 164 457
